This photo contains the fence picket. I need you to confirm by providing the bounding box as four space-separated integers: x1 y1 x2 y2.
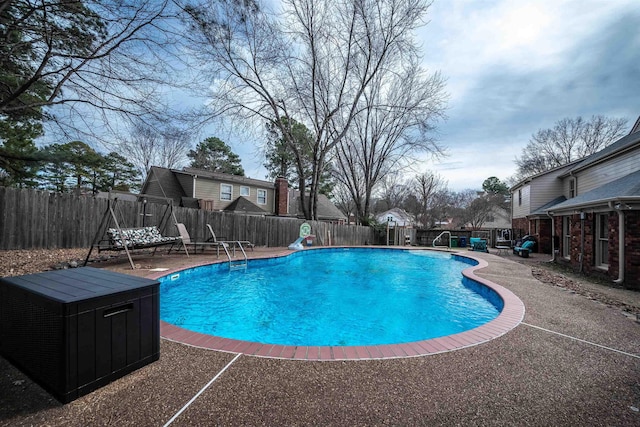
0 187 375 250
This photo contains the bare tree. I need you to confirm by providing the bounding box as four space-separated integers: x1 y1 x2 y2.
334 59 447 224
332 183 357 224
516 115 628 177
407 171 446 228
1 0 191 144
161 126 193 172
118 120 191 182
182 0 438 220
464 195 505 230
374 172 411 216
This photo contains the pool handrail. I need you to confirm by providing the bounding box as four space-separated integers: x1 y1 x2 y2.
221 241 248 270
432 231 451 249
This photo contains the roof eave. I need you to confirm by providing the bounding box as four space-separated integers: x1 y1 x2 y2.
546 196 640 214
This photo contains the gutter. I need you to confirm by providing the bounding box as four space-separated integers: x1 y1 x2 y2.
546 196 640 215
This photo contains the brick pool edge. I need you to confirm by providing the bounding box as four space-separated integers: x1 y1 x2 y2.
149 248 525 361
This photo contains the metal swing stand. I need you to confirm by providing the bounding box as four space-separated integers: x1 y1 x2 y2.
84 192 188 269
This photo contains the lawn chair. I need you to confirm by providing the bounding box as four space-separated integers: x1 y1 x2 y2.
469 237 489 253
175 223 225 256
513 239 535 258
206 224 255 251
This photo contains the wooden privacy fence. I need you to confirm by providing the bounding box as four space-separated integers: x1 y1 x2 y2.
0 187 375 250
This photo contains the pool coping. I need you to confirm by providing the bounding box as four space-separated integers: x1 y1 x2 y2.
148 247 525 361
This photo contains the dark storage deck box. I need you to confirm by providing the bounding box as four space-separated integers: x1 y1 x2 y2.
0 267 159 403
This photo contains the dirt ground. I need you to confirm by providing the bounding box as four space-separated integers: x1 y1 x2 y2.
0 247 639 426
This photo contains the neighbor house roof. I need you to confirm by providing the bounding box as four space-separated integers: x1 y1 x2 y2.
376 208 415 224
288 190 347 221
546 169 640 213
223 197 267 215
182 167 274 189
141 166 276 207
140 166 187 205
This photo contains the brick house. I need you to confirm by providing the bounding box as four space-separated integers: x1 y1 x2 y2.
510 162 578 252
510 119 640 289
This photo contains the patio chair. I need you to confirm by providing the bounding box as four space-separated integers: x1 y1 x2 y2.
513 239 535 258
175 223 225 255
206 224 255 251
469 237 489 253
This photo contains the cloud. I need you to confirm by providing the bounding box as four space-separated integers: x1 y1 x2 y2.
417 0 640 191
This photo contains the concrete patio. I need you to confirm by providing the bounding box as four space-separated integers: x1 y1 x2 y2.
1 248 639 426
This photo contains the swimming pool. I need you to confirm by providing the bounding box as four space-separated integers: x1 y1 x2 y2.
159 248 503 347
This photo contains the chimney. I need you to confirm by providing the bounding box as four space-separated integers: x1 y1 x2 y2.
275 177 289 216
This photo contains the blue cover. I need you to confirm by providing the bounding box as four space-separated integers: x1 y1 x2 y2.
521 240 535 250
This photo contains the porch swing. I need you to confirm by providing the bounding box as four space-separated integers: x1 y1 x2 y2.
83 192 189 269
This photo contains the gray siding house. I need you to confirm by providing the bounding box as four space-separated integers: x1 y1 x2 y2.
140 167 347 222
509 120 640 289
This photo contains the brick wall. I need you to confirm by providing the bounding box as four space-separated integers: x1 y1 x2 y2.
624 211 640 289
568 214 581 266
511 217 555 253
538 219 553 254
554 211 640 290
512 217 529 239
554 214 567 262
580 213 595 274
609 212 620 281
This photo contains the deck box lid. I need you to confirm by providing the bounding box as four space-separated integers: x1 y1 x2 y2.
0 267 158 304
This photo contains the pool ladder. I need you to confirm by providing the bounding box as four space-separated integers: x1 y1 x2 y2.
221 241 248 271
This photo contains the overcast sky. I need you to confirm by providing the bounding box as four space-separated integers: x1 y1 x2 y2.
413 0 640 191
232 0 640 191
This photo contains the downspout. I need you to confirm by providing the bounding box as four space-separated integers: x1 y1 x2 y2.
193 175 198 198
547 211 555 262
609 201 625 285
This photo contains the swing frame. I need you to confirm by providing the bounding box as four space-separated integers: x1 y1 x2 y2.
83 192 189 269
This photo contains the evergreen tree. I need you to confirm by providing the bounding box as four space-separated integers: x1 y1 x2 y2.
0 121 44 188
187 137 244 176
482 177 509 195
40 141 102 193
264 118 334 196
96 152 140 192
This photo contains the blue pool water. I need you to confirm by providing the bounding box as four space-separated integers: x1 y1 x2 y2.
159 248 502 346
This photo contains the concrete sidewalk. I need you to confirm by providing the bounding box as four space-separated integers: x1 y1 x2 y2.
1 248 639 426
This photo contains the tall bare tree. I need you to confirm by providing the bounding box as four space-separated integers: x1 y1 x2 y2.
334 59 446 224
374 172 410 216
182 0 439 220
408 171 446 228
118 120 191 182
516 115 628 177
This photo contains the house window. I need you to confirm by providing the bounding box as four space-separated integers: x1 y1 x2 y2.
569 179 576 198
562 216 571 259
220 184 232 201
596 213 609 269
257 189 267 205
240 186 250 197
518 189 522 206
